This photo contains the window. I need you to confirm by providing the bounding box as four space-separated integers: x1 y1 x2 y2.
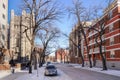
109 24 113 32
108 10 112 19
110 37 114 45
4 56 10 62
3 3 5 9
2 34 5 40
110 51 115 58
2 24 5 29
2 14 5 19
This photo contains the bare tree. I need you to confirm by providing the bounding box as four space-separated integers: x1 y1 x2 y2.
87 4 110 70
88 20 107 70
63 31 85 66
67 0 92 68
36 26 60 67
88 0 114 70
20 0 63 73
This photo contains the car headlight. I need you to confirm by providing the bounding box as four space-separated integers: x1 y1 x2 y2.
53 70 57 72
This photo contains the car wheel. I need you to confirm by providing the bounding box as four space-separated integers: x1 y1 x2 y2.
54 73 57 76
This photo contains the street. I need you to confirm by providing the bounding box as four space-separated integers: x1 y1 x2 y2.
0 63 120 80
55 63 120 80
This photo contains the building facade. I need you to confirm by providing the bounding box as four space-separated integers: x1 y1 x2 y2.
0 0 13 70
69 25 83 64
10 10 32 62
55 48 70 63
0 0 8 49
69 0 120 70
69 22 91 64
86 0 120 69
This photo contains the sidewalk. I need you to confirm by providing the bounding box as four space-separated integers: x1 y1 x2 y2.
69 63 120 77
0 68 27 79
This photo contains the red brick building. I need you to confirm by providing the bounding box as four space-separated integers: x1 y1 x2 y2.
55 48 70 63
85 0 120 69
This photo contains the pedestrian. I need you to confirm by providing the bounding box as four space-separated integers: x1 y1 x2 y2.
9 58 16 73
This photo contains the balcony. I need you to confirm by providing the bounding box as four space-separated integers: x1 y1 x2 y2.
93 46 106 54
88 31 98 38
89 49 93 54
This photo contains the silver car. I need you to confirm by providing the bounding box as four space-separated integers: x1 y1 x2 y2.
44 65 57 76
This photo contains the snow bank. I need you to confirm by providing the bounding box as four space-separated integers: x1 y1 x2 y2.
70 64 120 77
0 70 11 79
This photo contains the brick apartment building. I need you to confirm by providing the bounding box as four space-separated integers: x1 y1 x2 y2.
85 0 120 69
69 0 120 70
55 48 70 63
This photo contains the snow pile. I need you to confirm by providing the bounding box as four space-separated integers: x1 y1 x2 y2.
0 70 11 79
0 68 27 79
70 64 120 77
15 67 72 80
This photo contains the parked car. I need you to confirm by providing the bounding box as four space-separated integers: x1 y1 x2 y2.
46 62 51 65
44 65 57 76
43 62 51 67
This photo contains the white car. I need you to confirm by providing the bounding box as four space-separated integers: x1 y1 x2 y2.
44 65 57 76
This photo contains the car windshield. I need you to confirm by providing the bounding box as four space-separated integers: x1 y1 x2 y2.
46 66 56 69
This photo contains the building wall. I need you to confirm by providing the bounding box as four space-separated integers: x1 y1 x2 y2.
69 23 90 63
85 0 120 69
69 26 81 63
0 0 8 48
55 49 70 63
10 10 32 61
69 0 120 69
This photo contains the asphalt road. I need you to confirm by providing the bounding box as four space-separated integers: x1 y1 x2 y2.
56 63 120 80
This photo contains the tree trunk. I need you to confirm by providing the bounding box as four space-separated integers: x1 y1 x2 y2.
81 29 92 68
78 46 84 67
61 54 62 63
93 54 96 67
29 40 34 73
34 54 37 70
29 53 32 73
39 53 43 67
99 45 107 70
42 56 45 65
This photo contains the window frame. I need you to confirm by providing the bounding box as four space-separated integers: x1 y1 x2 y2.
2 14 5 19
3 3 5 9
110 37 114 45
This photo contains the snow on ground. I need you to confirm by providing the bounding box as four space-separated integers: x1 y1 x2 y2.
0 68 27 79
69 63 120 77
15 67 72 80
0 70 11 79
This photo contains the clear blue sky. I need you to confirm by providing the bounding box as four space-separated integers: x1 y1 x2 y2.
8 0 108 48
